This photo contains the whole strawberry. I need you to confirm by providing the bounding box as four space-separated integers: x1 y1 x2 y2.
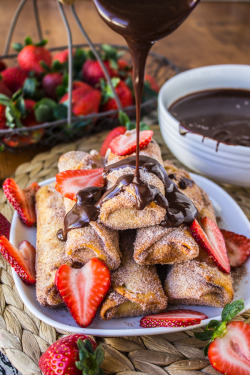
82 60 116 86
0 81 12 97
0 103 7 129
1 66 28 93
101 78 133 112
0 60 6 72
42 72 63 99
39 334 104 375
14 37 52 74
60 86 101 116
53 48 75 64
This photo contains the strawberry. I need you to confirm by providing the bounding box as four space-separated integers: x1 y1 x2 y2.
140 309 208 328
145 74 160 92
82 60 116 86
117 58 132 78
22 99 38 127
100 126 126 157
0 81 12 97
0 60 6 72
55 169 104 201
0 213 10 239
60 86 101 116
52 48 75 64
101 79 133 112
3 178 40 226
190 218 230 273
109 129 153 156
220 229 250 267
1 67 28 93
195 300 249 375
42 72 63 99
39 334 104 375
55 258 111 327
0 104 7 129
15 38 52 74
0 236 36 284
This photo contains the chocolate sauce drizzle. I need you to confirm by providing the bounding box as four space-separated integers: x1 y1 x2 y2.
58 156 198 241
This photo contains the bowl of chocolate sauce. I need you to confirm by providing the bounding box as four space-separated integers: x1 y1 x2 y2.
158 64 250 187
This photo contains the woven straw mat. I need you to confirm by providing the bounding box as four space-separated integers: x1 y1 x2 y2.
0 125 249 375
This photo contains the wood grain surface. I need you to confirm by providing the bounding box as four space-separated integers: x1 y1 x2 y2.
0 0 249 180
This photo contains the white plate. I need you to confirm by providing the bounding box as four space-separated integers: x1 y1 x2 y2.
10 174 250 336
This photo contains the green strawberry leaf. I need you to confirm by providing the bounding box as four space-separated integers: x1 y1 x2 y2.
22 78 37 98
73 49 87 78
193 330 213 341
0 94 10 106
221 299 244 322
142 81 158 102
34 39 48 47
206 320 221 330
51 60 64 72
40 61 50 73
24 36 33 46
53 103 68 120
12 42 23 52
34 98 57 122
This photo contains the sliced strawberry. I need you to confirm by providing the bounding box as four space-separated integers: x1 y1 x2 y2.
55 258 111 327
140 309 208 328
220 229 250 267
190 218 230 273
110 130 153 156
208 321 250 375
0 236 36 284
3 179 40 227
0 213 10 239
55 169 104 201
100 126 126 157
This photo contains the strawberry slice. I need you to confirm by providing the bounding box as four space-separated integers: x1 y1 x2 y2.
0 236 36 285
190 217 230 273
55 169 104 201
3 178 40 227
208 321 250 375
100 126 126 157
220 229 250 267
109 130 153 156
55 258 111 327
0 213 10 239
140 309 208 328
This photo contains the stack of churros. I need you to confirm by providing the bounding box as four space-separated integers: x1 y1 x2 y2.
34 131 234 324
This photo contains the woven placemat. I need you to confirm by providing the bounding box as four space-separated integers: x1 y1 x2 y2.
0 125 249 375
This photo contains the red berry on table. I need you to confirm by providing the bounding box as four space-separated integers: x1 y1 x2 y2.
18 44 52 74
109 129 153 156
208 321 250 375
220 229 250 267
101 79 133 112
1 66 28 93
39 334 104 375
100 126 126 157
0 213 10 239
140 309 208 328
3 178 40 227
55 168 104 201
0 236 36 285
55 258 111 327
190 217 231 273
82 60 116 86
42 72 63 99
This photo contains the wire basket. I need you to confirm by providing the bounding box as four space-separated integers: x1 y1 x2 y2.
0 0 180 152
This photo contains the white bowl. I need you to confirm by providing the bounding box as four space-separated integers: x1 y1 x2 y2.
158 64 250 186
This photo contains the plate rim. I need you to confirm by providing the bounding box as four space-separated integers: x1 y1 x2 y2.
10 174 250 336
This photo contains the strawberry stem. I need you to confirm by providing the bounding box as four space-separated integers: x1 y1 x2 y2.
75 339 104 375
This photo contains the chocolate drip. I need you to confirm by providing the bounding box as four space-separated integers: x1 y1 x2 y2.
179 177 194 190
57 186 106 241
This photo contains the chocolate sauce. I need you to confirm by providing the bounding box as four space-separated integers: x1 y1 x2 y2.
179 177 194 190
169 89 250 147
93 0 200 178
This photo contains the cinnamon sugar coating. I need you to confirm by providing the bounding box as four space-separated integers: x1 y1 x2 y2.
35 183 73 306
100 231 168 319
100 138 166 230
58 150 121 270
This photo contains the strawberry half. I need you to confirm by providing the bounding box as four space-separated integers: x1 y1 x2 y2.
190 218 230 273
55 258 111 327
0 213 10 239
220 229 250 267
140 309 208 328
110 130 153 156
100 126 126 157
0 237 36 284
3 178 40 227
208 321 250 375
55 169 104 201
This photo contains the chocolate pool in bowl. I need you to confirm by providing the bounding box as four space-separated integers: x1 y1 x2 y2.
158 65 250 187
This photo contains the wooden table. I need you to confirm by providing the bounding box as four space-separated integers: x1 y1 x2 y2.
0 0 250 180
